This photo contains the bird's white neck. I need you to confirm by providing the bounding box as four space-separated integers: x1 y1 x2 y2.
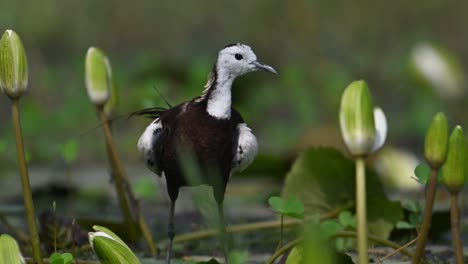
206 67 234 119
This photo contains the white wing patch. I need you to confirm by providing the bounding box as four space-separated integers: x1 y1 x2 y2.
232 123 258 173
137 118 162 174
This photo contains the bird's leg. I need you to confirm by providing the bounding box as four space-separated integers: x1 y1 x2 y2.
217 202 230 263
166 200 176 264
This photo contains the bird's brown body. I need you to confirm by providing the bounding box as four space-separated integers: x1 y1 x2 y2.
157 99 244 203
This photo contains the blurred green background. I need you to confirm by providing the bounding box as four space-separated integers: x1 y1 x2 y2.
0 0 467 167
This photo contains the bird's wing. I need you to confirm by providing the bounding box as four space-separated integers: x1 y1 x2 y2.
231 123 258 173
137 118 168 176
230 110 258 173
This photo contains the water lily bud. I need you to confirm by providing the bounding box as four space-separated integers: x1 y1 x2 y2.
442 126 467 194
0 234 25 264
339 80 376 156
371 107 387 152
424 112 448 168
0 30 28 99
85 47 111 106
89 226 141 264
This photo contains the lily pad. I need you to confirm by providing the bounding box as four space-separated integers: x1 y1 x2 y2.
282 147 403 239
268 195 305 219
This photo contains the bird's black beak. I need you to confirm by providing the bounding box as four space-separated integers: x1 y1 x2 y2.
251 61 278 74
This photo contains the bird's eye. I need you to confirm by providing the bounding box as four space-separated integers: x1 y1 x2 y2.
235 53 243 60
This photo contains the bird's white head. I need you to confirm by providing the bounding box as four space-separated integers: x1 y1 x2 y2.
216 44 277 77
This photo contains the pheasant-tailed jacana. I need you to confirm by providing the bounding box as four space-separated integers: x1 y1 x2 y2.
135 44 277 263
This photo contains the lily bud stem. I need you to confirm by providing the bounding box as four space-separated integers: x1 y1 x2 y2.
96 106 158 255
412 167 439 264
11 99 43 264
355 157 368 264
450 193 464 264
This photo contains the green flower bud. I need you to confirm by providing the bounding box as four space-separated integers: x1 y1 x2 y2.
0 30 28 99
442 126 467 193
339 80 376 156
0 234 25 264
89 226 141 264
424 112 448 168
85 47 111 106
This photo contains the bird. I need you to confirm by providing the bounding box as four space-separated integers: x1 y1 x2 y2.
134 43 277 263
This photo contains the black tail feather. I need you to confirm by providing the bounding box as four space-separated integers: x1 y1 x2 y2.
129 107 167 120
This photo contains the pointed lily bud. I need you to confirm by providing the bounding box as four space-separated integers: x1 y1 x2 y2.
339 80 376 156
442 126 467 194
85 47 111 106
371 107 387 152
89 226 141 264
424 112 448 169
0 30 28 99
0 234 25 264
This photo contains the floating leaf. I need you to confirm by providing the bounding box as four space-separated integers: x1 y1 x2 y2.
320 220 344 239
396 221 416 229
268 196 304 219
228 251 248 264
338 211 356 229
268 196 285 213
49 252 73 264
133 177 158 200
414 163 443 184
59 139 78 164
285 196 305 219
282 147 403 239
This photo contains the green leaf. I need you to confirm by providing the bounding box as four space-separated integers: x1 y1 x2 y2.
401 200 421 213
414 163 443 184
286 246 302 264
396 221 416 229
61 253 74 264
49 253 64 264
282 147 403 239
320 220 344 239
133 177 158 200
338 211 356 229
228 251 248 264
59 139 78 164
284 196 305 219
268 196 286 214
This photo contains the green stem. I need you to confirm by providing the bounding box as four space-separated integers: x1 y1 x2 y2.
412 168 438 264
280 214 284 248
97 107 137 238
335 231 414 259
265 231 415 264
97 107 158 255
266 239 300 264
450 193 464 264
11 99 43 264
173 204 351 243
355 157 368 264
